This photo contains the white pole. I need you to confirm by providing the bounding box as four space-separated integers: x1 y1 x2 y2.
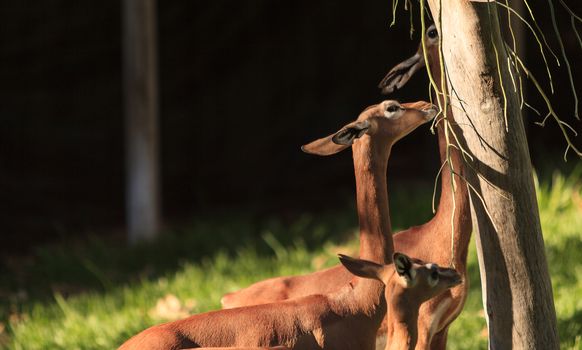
122 0 160 244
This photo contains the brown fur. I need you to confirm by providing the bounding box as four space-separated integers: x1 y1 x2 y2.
340 253 462 350
119 291 381 349
221 27 471 350
118 101 439 350
185 347 290 350
385 25 472 350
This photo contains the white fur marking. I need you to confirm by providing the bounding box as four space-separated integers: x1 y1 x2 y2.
375 333 387 350
313 327 325 348
383 101 404 120
428 298 452 339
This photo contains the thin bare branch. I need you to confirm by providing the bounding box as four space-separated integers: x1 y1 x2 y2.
446 122 475 162
507 45 582 157
559 120 579 136
491 37 509 132
559 0 582 23
495 1 556 93
420 0 443 112
522 0 561 65
390 0 400 27
506 56 518 94
452 170 500 233
405 0 415 39
524 101 542 116
546 0 580 119
504 0 518 56
432 159 448 214
572 16 582 50
534 112 552 127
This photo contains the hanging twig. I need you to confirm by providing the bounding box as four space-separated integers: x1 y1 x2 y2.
546 0 579 119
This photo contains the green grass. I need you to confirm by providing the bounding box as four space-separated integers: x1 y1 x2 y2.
1 169 581 349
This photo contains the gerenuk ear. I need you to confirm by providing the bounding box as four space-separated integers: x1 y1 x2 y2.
378 51 425 95
301 120 370 156
338 254 384 282
393 252 414 282
301 135 350 156
331 120 370 146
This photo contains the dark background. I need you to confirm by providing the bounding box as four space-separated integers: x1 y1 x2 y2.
1 1 581 252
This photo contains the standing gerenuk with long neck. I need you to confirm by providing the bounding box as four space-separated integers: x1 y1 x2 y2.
378 24 472 349
119 101 452 350
220 25 472 350
303 100 462 350
220 26 471 350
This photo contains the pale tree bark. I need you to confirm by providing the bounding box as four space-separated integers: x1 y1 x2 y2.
425 1 559 349
123 0 161 244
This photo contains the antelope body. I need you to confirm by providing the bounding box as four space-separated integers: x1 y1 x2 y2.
121 251 460 350
187 347 290 350
378 24 471 349
221 26 471 350
119 101 452 350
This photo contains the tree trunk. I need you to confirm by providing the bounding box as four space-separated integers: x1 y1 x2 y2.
122 0 160 244
425 1 559 348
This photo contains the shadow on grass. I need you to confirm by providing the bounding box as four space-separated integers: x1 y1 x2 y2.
0 210 351 303
558 309 582 348
1 182 434 306
0 182 434 350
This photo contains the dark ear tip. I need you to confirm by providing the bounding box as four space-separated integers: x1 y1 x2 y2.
393 252 407 261
338 254 356 262
331 132 350 146
380 83 396 94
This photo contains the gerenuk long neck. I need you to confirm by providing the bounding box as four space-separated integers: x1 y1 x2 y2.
352 136 393 265
431 68 472 265
386 288 420 350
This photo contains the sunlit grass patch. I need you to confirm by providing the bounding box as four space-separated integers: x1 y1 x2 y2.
1 169 581 349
